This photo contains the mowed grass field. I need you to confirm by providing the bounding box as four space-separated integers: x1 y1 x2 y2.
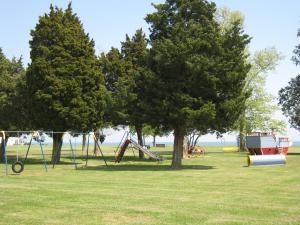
0 144 300 225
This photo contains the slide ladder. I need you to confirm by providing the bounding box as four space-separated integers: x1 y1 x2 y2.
115 138 164 163
115 139 131 163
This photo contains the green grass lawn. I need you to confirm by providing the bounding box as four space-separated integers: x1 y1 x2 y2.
0 144 300 225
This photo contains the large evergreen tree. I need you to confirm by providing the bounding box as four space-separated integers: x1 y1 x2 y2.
279 76 300 130
145 0 251 169
279 27 300 130
100 29 150 158
26 4 107 163
0 48 25 161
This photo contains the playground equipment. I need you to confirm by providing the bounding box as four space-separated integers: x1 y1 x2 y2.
1 131 8 176
0 131 47 175
246 132 290 155
188 145 205 156
11 134 24 173
115 132 164 163
52 132 108 168
17 131 48 173
247 154 286 166
68 133 77 170
90 133 108 166
82 132 108 167
1 130 109 175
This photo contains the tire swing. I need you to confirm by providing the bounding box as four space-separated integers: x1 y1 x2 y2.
12 136 24 174
12 161 24 174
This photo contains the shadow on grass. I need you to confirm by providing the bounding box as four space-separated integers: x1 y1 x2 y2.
287 153 300 155
151 150 172 156
2 156 79 166
77 164 215 172
72 155 160 163
238 153 300 157
1 155 168 166
2 154 216 172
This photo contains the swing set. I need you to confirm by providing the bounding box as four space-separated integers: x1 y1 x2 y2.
82 132 108 167
1 131 108 176
51 132 108 169
1 131 48 175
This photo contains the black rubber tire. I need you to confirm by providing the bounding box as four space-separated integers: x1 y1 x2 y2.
12 161 24 174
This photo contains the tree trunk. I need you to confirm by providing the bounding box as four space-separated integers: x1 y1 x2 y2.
182 136 189 159
82 133 86 152
143 135 146 146
239 115 247 152
51 132 64 164
239 132 246 152
187 134 192 151
171 127 185 169
193 135 201 147
0 135 9 162
135 125 144 159
152 135 156 147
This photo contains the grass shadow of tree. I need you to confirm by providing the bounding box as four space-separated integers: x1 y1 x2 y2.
77 164 215 172
287 153 300 155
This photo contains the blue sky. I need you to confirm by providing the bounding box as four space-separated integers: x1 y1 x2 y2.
1 1 300 143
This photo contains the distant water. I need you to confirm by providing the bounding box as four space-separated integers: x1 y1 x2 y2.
31 141 300 147
102 141 300 147
291 141 300 146
102 141 238 147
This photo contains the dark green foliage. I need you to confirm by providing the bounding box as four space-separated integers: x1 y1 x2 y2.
120 29 149 129
101 29 149 126
292 29 300 66
279 76 300 130
26 4 107 132
146 0 250 133
0 48 25 160
0 49 25 131
100 47 132 125
142 124 169 138
26 4 107 163
100 29 151 156
279 29 300 131
145 0 251 168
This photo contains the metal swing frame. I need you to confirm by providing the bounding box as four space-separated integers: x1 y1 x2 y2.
85 132 108 167
24 131 48 172
1 131 8 176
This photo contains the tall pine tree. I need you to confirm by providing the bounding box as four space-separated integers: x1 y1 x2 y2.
145 0 251 169
26 4 107 163
100 29 151 158
0 48 25 161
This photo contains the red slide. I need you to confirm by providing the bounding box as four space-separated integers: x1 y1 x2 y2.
115 139 132 163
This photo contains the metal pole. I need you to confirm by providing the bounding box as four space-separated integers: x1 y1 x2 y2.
85 134 90 167
93 135 108 166
24 136 33 162
69 138 77 170
1 131 8 176
16 131 20 161
38 136 48 172
39 141 48 172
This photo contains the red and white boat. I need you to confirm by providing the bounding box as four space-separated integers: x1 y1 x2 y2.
246 132 290 155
